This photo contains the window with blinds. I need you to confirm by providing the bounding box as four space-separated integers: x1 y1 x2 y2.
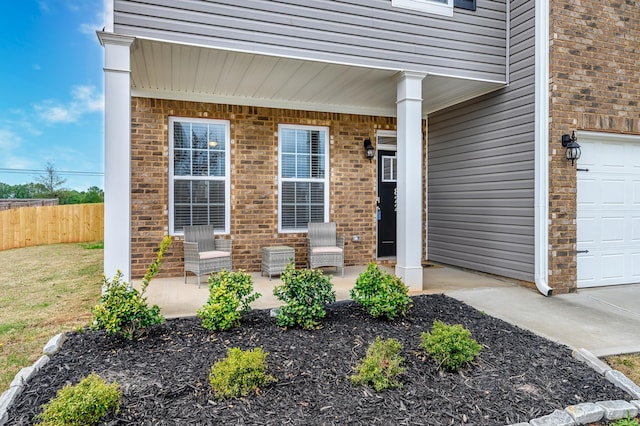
169 117 230 234
278 125 329 232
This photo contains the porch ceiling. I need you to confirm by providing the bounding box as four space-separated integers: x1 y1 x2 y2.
130 39 504 117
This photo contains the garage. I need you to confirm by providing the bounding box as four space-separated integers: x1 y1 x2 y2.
576 132 640 288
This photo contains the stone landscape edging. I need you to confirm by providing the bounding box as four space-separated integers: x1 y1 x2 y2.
0 333 65 426
1 336 640 426
507 348 640 426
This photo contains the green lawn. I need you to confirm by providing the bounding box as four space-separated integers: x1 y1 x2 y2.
605 353 640 388
0 243 103 392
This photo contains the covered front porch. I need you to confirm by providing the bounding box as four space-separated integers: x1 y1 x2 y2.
100 34 505 290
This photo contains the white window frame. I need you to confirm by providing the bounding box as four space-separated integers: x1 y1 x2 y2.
381 155 398 183
278 124 330 233
392 0 454 17
168 117 231 236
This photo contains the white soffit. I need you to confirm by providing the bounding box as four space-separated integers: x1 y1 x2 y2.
130 39 504 117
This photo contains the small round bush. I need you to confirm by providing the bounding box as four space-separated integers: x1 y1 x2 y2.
350 262 412 320
35 373 121 426
209 347 276 399
351 336 405 392
420 320 482 372
197 270 261 331
273 263 336 329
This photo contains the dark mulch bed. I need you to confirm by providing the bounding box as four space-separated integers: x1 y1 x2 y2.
7 294 629 425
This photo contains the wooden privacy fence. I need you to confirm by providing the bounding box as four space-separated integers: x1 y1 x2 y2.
0 203 104 251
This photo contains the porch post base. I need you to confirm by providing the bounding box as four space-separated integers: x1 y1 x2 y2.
395 265 424 291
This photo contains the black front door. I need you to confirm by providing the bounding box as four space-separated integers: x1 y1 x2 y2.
377 150 397 257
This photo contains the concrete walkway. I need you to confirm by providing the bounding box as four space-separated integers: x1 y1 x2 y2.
448 283 640 357
138 265 640 357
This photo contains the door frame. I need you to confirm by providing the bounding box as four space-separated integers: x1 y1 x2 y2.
376 130 397 259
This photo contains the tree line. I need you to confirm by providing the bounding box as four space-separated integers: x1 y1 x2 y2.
0 162 103 205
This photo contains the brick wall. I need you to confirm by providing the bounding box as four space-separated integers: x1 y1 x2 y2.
548 0 639 293
130 98 397 278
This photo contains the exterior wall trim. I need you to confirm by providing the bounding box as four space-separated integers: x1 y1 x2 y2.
504 0 511 84
104 0 114 32
534 0 552 296
392 0 454 17
395 71 426 290
99 31 134 281
132 88 397 118
132 83 508 118
577 131 640 144
114 1 508 83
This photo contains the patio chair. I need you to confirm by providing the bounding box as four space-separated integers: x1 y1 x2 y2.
183 225 232 287
307 222 344 277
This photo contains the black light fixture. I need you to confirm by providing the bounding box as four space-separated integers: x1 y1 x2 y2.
363 138 374 162
561 131 581 166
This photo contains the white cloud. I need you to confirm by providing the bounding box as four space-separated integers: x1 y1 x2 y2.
0 122 40 159
79 6 105 39
34 85 104 124
37 104 76 123
0 126 37 173
72 86 104 113
0 128 20 150
80 21 103 36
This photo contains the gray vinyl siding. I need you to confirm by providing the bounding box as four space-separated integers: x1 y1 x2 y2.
114 0 507 82
426 0 535 282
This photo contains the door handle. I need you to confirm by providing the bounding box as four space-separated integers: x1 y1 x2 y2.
576 250 589 254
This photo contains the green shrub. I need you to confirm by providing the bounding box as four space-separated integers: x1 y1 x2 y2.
272 263 336 329
350 262 412 320
611 416 640 426
140 235 172 293
91 236 171 339
351 336 405 392
91 271 164 339
209 347 276 399
35 373 121 426
420 321 482 372
197 270 261 331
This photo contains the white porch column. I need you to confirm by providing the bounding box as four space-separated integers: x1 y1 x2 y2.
395 71 426 291
98 32 134 281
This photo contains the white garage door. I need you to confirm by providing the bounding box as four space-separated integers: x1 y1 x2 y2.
577 132 640 288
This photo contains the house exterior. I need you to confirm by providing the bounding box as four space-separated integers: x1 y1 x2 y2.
99 0 639 295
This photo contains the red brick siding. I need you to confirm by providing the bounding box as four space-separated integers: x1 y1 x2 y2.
130 98 399 278
548 0 640 293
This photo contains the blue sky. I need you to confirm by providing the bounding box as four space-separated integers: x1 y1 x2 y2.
0 0 105 191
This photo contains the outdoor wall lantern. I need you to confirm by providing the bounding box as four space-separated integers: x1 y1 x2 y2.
364 138 374 162
561 131 581 166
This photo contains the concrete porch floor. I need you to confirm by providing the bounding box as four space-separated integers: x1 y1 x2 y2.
134 264 513 319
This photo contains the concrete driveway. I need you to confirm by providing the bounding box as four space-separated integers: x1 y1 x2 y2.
447 282 640 357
